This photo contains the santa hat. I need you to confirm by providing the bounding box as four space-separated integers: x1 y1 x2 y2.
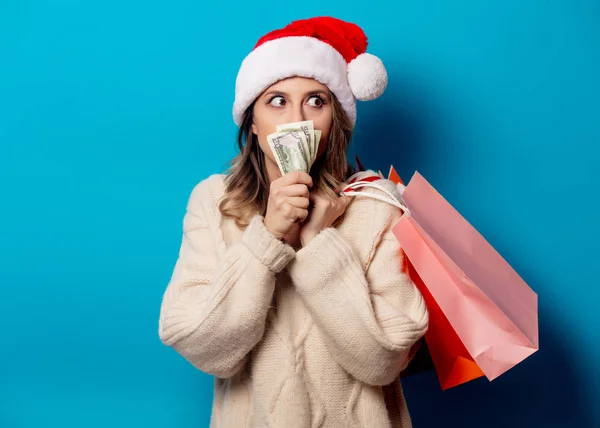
233 16 388 127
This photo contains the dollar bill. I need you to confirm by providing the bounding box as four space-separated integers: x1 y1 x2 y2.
268 120 323 175
314 129 321 159
267 130 310 175
277 120 315 165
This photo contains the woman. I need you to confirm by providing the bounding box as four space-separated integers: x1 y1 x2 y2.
158 16 428 428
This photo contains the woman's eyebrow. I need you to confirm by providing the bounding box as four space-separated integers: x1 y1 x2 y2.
305 90 329 97
262 90 288 98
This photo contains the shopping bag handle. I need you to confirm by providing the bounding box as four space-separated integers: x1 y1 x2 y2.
341 180 411 215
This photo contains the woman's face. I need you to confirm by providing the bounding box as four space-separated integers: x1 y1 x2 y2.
252 77 333 178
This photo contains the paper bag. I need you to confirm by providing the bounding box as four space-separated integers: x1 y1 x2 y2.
392 171 539 383
387 166 484 389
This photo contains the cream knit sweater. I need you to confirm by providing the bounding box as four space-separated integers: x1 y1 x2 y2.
158 174 429 428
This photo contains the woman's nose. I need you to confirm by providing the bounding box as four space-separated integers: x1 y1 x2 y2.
288 103 305 123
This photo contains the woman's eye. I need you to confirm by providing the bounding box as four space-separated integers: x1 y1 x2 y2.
269 96 286 107
307 96 324 108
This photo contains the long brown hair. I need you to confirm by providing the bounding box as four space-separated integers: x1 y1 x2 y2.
219 91 355 229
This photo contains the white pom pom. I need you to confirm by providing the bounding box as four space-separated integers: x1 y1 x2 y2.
347 53 388 101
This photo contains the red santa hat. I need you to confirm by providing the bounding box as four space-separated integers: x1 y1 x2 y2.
233 16 388 127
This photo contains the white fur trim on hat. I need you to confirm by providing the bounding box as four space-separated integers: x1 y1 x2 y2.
348 53 388 101
233 36 357 127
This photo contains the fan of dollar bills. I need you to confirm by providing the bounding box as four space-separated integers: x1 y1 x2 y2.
267 120 322 175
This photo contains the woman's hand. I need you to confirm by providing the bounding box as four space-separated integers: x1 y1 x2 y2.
264 172 313 240
300 190 352 246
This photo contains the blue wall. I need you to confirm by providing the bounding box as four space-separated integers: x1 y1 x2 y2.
1 1 598 426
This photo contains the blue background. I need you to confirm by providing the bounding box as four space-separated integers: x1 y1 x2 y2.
1 0 598 427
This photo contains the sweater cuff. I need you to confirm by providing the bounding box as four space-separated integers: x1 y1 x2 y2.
242 215 295 273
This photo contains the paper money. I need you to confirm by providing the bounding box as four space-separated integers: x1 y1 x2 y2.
277 120 315 163
267 130 310 175
269 120 321 175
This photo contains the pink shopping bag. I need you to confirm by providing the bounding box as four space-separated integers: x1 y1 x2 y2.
392 172 539 382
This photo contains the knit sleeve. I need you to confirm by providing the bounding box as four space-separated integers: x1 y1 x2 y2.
287 205 428 386
158 178 295 378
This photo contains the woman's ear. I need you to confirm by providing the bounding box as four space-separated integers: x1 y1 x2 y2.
251 121 258 135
